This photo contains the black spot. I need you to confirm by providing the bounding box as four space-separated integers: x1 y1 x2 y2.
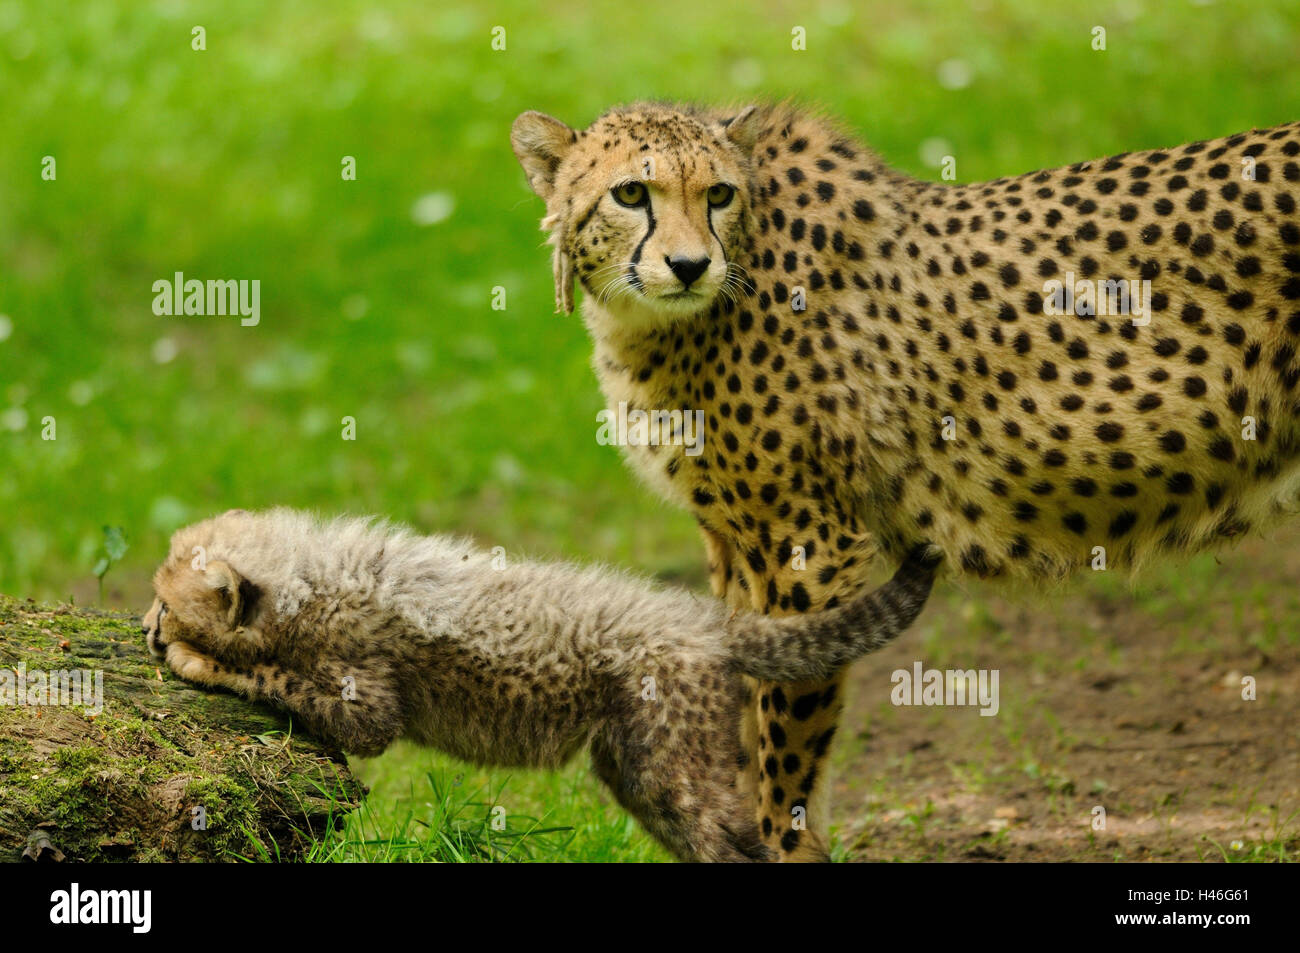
960 545 991 575
791 692 821 720
812 726 837 757
1209 436 1235 461
1069 477 1098 497
1108 510 1138 538
1013 501 1039 522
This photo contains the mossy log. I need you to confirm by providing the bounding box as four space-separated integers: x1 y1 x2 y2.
0 594 366 862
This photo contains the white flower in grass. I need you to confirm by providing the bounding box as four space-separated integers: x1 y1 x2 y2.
2 407 27 431
730 59 762 89
149 496 191 532
68 381 94 406
920 137 954 169
152 337 179 364
411 192 455 226
937 59 973 90
819 1 853 26
493 454 525 485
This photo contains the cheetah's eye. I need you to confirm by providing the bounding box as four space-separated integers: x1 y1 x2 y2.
611 182 649 208
707 184 735 208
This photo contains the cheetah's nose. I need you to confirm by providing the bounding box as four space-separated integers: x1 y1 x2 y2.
666 255 710 289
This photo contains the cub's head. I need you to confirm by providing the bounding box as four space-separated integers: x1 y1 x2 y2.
143 509 264 663
511 102 764 328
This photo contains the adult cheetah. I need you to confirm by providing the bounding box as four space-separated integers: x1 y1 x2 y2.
512 101 1300 861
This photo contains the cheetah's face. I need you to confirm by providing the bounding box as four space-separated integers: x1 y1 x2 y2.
512 104 762 326
143 511 263 661
141 585 226 661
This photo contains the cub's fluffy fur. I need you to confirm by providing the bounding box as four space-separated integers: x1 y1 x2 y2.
143 508 937 861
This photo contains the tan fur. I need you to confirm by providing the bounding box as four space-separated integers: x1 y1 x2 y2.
144 508 937 862
512 101 1300 858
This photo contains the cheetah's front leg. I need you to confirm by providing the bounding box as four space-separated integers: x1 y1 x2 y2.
740 563 866 862
702 526 845 862
163 641 399 756
165 640 270 694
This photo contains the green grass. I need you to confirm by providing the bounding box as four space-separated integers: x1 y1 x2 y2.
3 0 1299 861
304 748 668 862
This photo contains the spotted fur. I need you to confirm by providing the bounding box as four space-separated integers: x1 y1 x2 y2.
143 508 937 862
512 101 1300 859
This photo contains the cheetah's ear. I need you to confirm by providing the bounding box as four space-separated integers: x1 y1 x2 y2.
510 111 577 201
720 105 762 156
202 560 259 629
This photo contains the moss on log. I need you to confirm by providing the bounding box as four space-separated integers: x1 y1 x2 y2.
0 594 365 862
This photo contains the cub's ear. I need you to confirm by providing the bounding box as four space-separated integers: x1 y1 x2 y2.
720 105 762 156
511 111 577 200
202 560 259 628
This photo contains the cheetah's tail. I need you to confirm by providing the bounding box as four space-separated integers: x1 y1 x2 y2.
728 544 942 681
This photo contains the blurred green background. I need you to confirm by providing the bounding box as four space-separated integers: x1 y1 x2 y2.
2 0 1297 861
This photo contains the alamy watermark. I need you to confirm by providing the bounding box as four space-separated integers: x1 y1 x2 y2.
49 883 150 933
1 663 104 716
596 401 705 457
152 272 260 326
891 661 999 716
1043 272 1151 325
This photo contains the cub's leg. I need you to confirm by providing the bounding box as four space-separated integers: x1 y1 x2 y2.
163 641 399 756
699 525 763 815
588 724 770 863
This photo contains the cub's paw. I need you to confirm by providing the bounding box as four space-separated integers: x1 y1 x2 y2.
165 640 221 686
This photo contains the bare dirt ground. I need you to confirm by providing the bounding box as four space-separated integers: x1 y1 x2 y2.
829 526 1300 862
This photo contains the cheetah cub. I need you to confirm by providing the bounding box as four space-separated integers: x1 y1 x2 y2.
143 508 938 862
